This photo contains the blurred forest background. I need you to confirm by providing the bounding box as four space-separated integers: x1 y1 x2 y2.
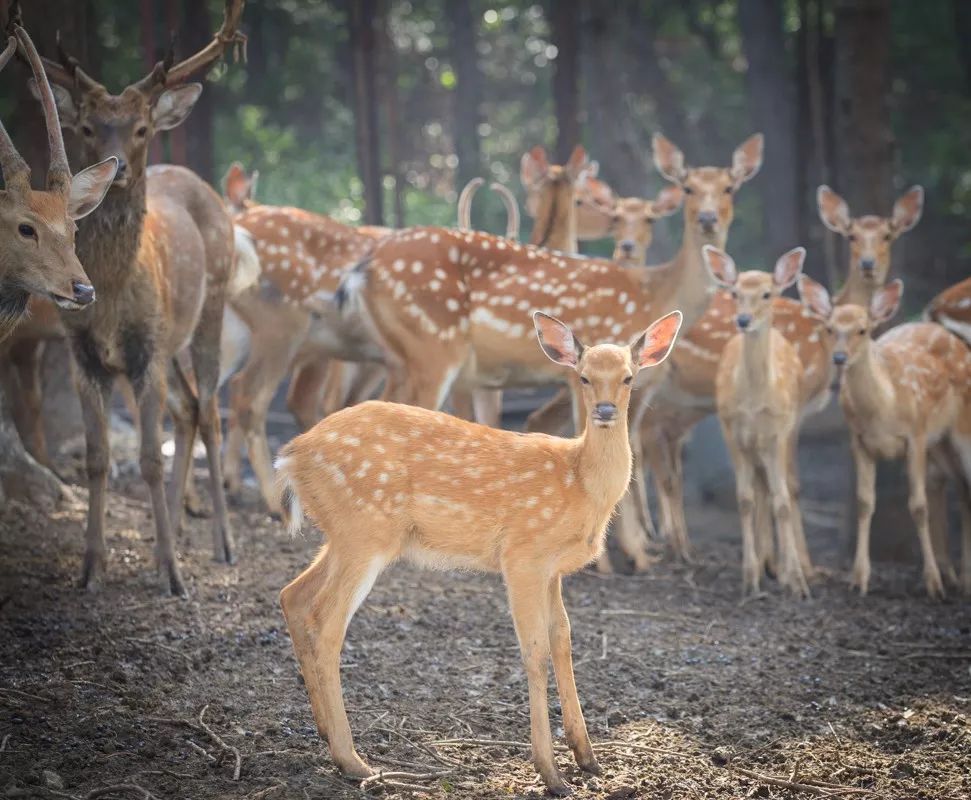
2 0 970 309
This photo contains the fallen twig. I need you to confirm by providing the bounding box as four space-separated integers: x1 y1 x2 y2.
0 732 10 752
125 637 194 664
733 766 878 796
85 784 159 800
146 705 241 780
0 686 51 704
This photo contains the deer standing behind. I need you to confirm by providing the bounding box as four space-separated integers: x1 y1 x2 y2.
639 184 923 564
708 246 810 597
35 0 245 594
276 310 682 796
0 30 116 343
800 277 971 597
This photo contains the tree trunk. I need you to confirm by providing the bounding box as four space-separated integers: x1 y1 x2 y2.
550 0 581 162
738 0 800 263
181 0 215 181
349 0 384 225
953 0 971 96
447 0 483 197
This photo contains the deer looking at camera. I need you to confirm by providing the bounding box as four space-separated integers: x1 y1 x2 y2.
277 310 682 796
707 245 810 598
639 184 923 564
0 30 116 343
800 277 971 598
32 0 246 594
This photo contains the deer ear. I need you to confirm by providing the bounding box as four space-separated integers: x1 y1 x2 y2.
520 145 549 188
652 133 686 183
224 162 251 206
564 145 589 182
632 310 683 369
773 247 806 290
891 185 923 235
730 133 764 185
652 184 684 218
30 78 78 129
798 275 833 320
152 83 203 131
68 157 118 220
533 311 583 368
702 245 738 288
870 279 903 324
817 185 851 233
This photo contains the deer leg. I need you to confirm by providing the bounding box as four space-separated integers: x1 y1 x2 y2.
505 566 568 796
138 376 186 597
242 383 285 517
165 360 199 543
667 434 694 562
223 374 246 497
787 434 814 578
630 430 658 541
763 445 809 599
726 437 760 597
954 472 971 595
548 576 599 775
287 358 330 431
905 437 945 599
305 546 388 779
849 437 877 596
926 450 955 585
753 467 775 578
7 338 50 467
345 362 385 408
450 386 475 421
472 389 503 428
525 387 573 435
78 377 114 591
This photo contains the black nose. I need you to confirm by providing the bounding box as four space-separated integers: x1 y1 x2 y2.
860 258 875 273
833 351 847 366
593 402 617 422
115 159 128 175
698 210 717 228
71 281 95 305
620 240 635 253
736 313 752 330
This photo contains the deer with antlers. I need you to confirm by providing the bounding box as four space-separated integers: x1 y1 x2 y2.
639 184 924 565
277 310 682 795
26 0 246 593
0 30 116 343
707 245 811 597
800 277 971 597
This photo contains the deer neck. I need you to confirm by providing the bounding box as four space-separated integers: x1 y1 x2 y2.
0 287 29 344
75 175 148 292
642 223 726 330
736 323 775 402
841 341 896 421
575 406 634 511
834 269 882 308
531 187 578 254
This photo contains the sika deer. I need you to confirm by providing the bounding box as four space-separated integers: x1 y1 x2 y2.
800 277 971 597
277 310 683 795
0 29 116 343
34 0 246 593
708 246 810 597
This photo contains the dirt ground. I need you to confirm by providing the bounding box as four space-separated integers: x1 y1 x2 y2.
1 442 970 800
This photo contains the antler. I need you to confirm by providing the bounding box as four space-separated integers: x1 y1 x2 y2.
14 25 71 195
0 35 31 197
131 0 246 93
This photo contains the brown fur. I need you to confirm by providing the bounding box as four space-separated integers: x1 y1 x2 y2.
276 310 681 795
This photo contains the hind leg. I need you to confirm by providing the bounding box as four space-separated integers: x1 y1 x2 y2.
165 360 199 543
287 357 330 431
6 338 50 466
927 448 956 585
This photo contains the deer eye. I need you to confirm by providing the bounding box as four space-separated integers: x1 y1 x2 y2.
731 290 739 299
858 328 867 336
81 125 94 137
135 125 149 137
644 216 654 223
612 214 621 224
762 291 771 300
579 376 590 385
884 233 892 242
623 375 633 385
18 223 36 238
847 234 857 242
724 186 733 194
826 326 834 335
683 186 694 195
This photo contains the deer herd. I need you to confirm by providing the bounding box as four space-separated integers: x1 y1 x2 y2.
3 1 971 793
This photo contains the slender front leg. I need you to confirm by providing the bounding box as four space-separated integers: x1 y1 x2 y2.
78 377 114 590
849 436 877 595
223 375 246 496
548 576 599 775
725 433 760 596
139 376 186 596
505 566 567 796
762 444 809 598
905 436 945 599
787 432 814 577
165 361 199 541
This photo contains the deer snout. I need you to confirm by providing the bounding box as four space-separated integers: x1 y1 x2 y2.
833 351 848 366
697 210 718 230
619 239 636 255
736 313 752 330
859 257 875 275
72 281 96 306
593 402 617 424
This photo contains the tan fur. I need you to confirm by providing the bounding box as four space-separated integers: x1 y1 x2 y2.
925 276 971 347
802 277 971 597
276 310 681 795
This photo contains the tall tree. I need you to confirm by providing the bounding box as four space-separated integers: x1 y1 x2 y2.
550 0 581 162
447 0 483 196
348 0 384 225
738 0 800 262
181 0 215 182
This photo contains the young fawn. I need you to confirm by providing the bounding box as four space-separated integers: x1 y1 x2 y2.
800 277 971 597
707 246 810 598
277 310 683 796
